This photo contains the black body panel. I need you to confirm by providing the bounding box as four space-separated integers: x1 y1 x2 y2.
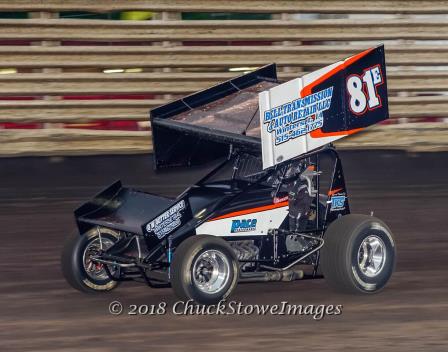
75 181 174 235
72 146 353 286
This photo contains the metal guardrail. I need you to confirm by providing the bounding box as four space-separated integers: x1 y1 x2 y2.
2 123 447 157
1 0 447 14
1 96 447 123
0 70 448 95
2 19 448 41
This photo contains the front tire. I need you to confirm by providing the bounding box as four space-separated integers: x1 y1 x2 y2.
171 235 239 305
61 228 121 293
320 214 396 294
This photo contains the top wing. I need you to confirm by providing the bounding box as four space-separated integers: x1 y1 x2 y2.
150 64 278 169
259 45 389 169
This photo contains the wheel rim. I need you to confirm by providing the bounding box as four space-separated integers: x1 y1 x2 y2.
192 250 230 294
82 237 115 281
357 235 387 277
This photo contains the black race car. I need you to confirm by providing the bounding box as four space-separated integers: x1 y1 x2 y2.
62 46 396 304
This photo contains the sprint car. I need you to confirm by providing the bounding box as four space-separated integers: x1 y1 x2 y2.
62 45 396 304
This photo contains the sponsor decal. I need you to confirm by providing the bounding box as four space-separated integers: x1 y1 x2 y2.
330 195 346 211
263 86 333 145
273 195 288 204
328 187 343 197
231 219 257 233
145 200 186 239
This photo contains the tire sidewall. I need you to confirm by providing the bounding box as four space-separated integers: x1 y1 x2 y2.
348 220 396 293
181 239 239 305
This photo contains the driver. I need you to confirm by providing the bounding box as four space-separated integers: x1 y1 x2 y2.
283 162 315 232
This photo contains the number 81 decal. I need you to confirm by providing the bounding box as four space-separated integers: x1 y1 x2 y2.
347 65 384 115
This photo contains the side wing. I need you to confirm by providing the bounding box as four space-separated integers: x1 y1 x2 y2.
259 45 388 169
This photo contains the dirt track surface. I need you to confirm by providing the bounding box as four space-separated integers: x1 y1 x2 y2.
1 151 447 352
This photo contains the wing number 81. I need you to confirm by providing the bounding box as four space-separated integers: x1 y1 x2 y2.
346 65 383 115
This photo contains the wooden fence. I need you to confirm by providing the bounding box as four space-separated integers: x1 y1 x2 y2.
0 0 448 156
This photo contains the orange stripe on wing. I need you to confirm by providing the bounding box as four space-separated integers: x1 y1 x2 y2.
208 201 288 222
299 47 373 139
310 127 363 138
301 48 373 97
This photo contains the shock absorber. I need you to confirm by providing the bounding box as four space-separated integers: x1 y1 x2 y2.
167 236 173 280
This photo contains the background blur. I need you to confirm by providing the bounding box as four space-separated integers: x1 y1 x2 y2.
0 0 448 156
1 2 448 352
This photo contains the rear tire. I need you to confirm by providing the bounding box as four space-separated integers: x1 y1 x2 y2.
171 235 239 305
61 228 121 293
320 214 396 294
